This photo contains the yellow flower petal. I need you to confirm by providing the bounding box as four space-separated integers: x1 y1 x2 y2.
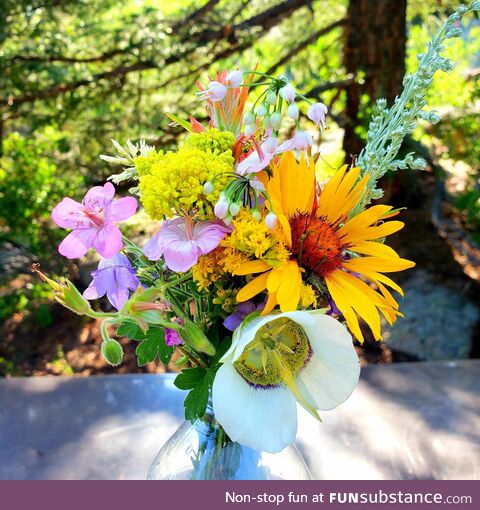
329 270 382 340
342 220 405 244
325 273 364 342
261 291 278 315
236 272 270 302
346 256 415 273
276 261 302 311
234 260 271 275
350 240 400 258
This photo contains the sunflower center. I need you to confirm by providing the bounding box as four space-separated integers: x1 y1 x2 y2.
289 212 343 277
234 318 310 387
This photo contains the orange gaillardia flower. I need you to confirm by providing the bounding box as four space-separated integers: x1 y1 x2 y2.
235 151 415 342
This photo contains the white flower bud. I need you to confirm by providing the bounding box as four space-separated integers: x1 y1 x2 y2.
287 103 299 120
256 104 268 117
203 181 214 195
265 212 277 230
252 209 262 222
264 115 271 129
244 124 256 137
226 70 243 88
244 111 256 126
214 195 229 219
229 202 241 216
279 83 296 102
266 90 277 105
270 112 282 130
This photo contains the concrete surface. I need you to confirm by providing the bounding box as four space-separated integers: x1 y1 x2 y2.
0 360 479 480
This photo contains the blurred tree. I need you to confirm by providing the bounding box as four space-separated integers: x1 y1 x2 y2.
343 0 407 158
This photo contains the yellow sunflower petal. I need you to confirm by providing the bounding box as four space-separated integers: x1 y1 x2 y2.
325 273 364 342
338 205 393 239
317 165 348 213
328 174 369 223
346 256 415 273
267 267 283 293
329 270 382 340
236 271 270 302
276 261 302 310
234 260 271 275
350 240 400 258
342 261 405 296
261 291 278 315
343 220 405 244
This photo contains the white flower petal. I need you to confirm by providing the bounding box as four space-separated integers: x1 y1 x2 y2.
212 363 297 453
296 314 360 411
222 311 315 364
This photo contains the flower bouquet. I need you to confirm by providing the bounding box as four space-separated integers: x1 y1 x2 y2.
33 3 478 480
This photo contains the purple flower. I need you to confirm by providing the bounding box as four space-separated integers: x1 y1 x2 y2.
327 296 341 317
165 328 183 346
52 182 137 259
223 301 263 332
143 218 230 273
83 253 140 310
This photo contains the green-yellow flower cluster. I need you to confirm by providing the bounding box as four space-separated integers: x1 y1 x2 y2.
138 145 234 220
184 128 235 155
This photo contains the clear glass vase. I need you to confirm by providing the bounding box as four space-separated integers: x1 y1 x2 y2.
147 399 312 480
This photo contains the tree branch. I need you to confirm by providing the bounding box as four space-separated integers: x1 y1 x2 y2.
7 46 140 65
305 76 355 98
1 61 156 107
264 18 345 76
1 0 312 108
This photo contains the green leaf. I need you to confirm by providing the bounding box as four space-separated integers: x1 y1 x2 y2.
211 336 232 365
164 113 193 133
135 327 173 366
174 368 214 421
174 367 207 390
117 321 143 340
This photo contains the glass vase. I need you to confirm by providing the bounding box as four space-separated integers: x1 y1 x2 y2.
147 399 312 480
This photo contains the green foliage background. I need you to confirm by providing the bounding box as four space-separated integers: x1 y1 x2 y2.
0 0 478 336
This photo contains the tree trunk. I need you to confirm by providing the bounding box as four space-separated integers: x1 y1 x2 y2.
343 0 407 160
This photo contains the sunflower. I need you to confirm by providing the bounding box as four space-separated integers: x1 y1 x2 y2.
235 151 415 342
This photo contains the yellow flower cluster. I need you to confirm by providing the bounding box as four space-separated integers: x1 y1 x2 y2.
184 128 235 155
138 147 234 219
221 210 289 269
192 250 225 291
133 151 163 177
300 284 317 308
212 287 237 313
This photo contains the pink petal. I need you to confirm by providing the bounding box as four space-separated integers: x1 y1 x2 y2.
58 229 97 259
107 197 138 222
83 182 115 211
93 224 123 258
276 138 296 154
51 198 89 229
192 222 229 255
143 219 185 261
163 240 199 272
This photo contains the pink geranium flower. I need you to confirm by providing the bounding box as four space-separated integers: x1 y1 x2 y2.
51 182 137 259
143 218 230 273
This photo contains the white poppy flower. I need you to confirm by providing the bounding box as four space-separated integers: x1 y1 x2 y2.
212 311 360 453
